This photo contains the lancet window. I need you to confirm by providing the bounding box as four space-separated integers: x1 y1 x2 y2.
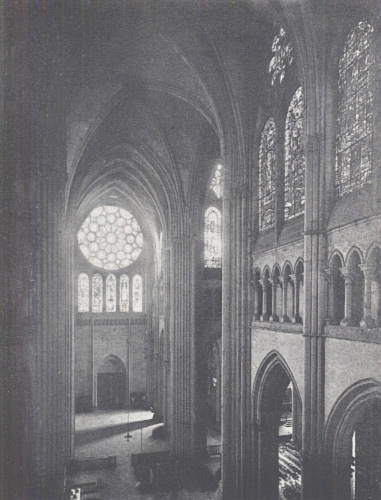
336 21 374 197
269 27 294 86
210 163 223 199
78 273 89 312
106 274 117 312
120 275 129 312
92 274 103 313
204 207 222 268
259 118 277 230
284 87 305 220
132 275 143 312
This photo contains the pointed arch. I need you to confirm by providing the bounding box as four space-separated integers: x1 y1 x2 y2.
252 351 303 499
324 379 381 500
345 246 365 267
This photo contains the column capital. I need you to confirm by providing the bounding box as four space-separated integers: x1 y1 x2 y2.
339 266 356 283
323 268 334 283
359 263 378 279
278 276 286 286
289 273 300 285
259 278 270 289
251 279 260 290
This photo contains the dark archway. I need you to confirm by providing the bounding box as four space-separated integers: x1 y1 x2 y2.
97 355 127 410
324 379 381 500
252 352 302 500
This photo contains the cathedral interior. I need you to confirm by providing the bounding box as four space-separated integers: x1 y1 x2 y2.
1 0 380 499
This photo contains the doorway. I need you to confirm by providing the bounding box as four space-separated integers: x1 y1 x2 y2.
97 355 127 410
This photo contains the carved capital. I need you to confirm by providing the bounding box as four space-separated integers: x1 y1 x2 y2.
339 267 356 283
359 263 377 280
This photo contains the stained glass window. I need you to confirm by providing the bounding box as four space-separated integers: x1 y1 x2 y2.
78 206 143 270
78 273 89 312
210 164 223 198
106 274 116 312
132 275 143 312
284 87 305 220
336 21 374 197
259 118 277 230
269 28 294 86
92 274 103 313
120 275 129 312
204 207 222 268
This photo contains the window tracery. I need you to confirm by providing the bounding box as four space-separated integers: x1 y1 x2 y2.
204 207 222 268
336 21 374 196
120 275 129 312
92 274 103 312
78 273 89 312
284 87 305 220
269 27 294 85
77 206 143 270
210 164 223 199
106 274 117 312
259 118 277 230
132 275 143 312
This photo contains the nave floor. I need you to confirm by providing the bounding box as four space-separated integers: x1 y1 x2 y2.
70 410 222 500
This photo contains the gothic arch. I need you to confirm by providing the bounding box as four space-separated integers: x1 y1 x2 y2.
328 249 345 268
366 242 381 263
252 351 303 500
324 379 381 500
262 265 272 280
282 260 294 276
345 246 365 267
252 351 302 421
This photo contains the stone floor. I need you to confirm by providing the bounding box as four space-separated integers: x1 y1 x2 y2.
70 410 222 499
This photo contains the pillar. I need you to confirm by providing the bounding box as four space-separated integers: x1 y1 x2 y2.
279 276 290 322
259 279 270 321
169 235 201 458
252 281 261 320
269 278 279 322
359 264 376 327
290 274 302 323
340 267 356 327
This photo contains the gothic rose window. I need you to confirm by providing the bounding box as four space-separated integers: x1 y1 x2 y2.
120 274 129 312
204 207 222 268
132 274 143 312
259 118 277 230
78 206 143 270
92 274 103 312
269 27 294 85
210 163 223 199
284 87 305 220
336 21 374 197
78 273 89 312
